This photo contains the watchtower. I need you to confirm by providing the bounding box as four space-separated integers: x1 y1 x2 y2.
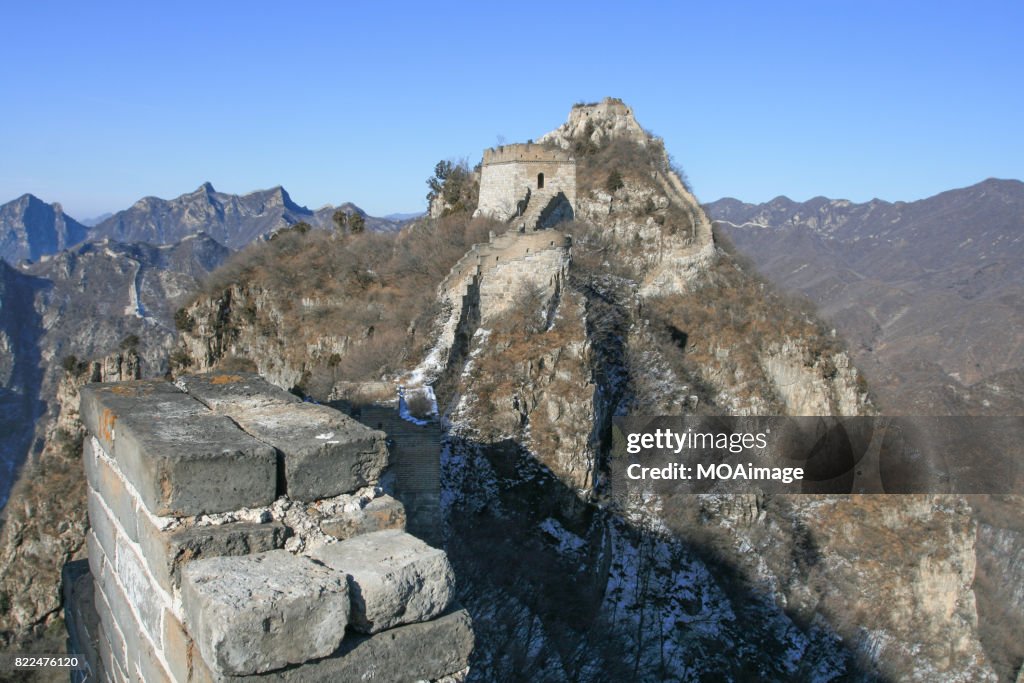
474 143 576 229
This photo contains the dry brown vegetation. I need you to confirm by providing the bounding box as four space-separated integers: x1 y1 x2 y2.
184 212 502 391
563 195 858 411
460 286 588 440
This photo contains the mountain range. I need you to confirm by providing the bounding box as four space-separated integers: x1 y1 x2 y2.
0 234 231 506
0 183 406 264
708 178 1024 414
0 182 413 506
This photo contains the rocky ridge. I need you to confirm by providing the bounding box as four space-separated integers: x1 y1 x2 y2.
90 183 404 249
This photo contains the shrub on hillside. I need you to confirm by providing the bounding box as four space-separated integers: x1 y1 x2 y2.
182 211 502 394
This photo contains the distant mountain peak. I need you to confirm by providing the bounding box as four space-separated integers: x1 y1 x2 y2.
0 194 88 263
267 185 290 204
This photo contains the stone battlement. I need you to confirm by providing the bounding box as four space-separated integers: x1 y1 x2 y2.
482 143 575 166
64 372 472 682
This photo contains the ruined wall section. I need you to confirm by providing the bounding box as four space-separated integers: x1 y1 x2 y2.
422 231 571 393
64 373 472 682
539 97 648 149
478 233 570 323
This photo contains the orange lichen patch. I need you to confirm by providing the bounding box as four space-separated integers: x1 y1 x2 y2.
210 374 244 385
99 408 118 442
368 507 405 527
110 385 141 396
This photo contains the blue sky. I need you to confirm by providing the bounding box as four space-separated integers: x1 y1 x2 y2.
1 1 1021 217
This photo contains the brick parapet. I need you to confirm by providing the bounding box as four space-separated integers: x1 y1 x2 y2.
67 373 472 681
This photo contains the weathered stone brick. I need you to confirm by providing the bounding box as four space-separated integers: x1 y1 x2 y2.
312 529 454 633
136 633 173 683
96 619 128 683
93 582 127 677
174 372 302 412
136 514 288 593
86 489 118 562
181 550 350 676
189 644 216 683
84 438 139 542
161 609 193 683
96 555 143 667
320 495 406 540
113 534 168 646
233 608 474 682
80 380 278 516
86 529 107 585
178 373 389 500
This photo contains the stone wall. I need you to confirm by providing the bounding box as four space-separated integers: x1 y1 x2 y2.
475 143 576 223
64 372 472 682
478 238 569 323
423 231 571 389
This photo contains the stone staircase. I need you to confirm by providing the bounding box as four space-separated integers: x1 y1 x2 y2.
357 405 444 545
514 188 557 230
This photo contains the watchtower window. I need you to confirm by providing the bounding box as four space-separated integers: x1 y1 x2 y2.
537 173 544 189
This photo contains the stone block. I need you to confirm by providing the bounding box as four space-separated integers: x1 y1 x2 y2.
97 620 128 683
87 488 118 562
162 609 193 683
320 495 406 540
113 534 167 645
80 380 278 516
312 529 454 633
84 438 139 542
233 608 474 682
175 372 301 412
136 634 173 683
178 373 388 501
189 644 216 683
137 514 288 593
96 552 145 667
93 581 127 677
181 550 349 676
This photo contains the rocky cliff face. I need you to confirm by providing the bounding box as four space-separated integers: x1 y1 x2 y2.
0 194 89 264
0 261 46 504
0 351 139 650
177 281 345 390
